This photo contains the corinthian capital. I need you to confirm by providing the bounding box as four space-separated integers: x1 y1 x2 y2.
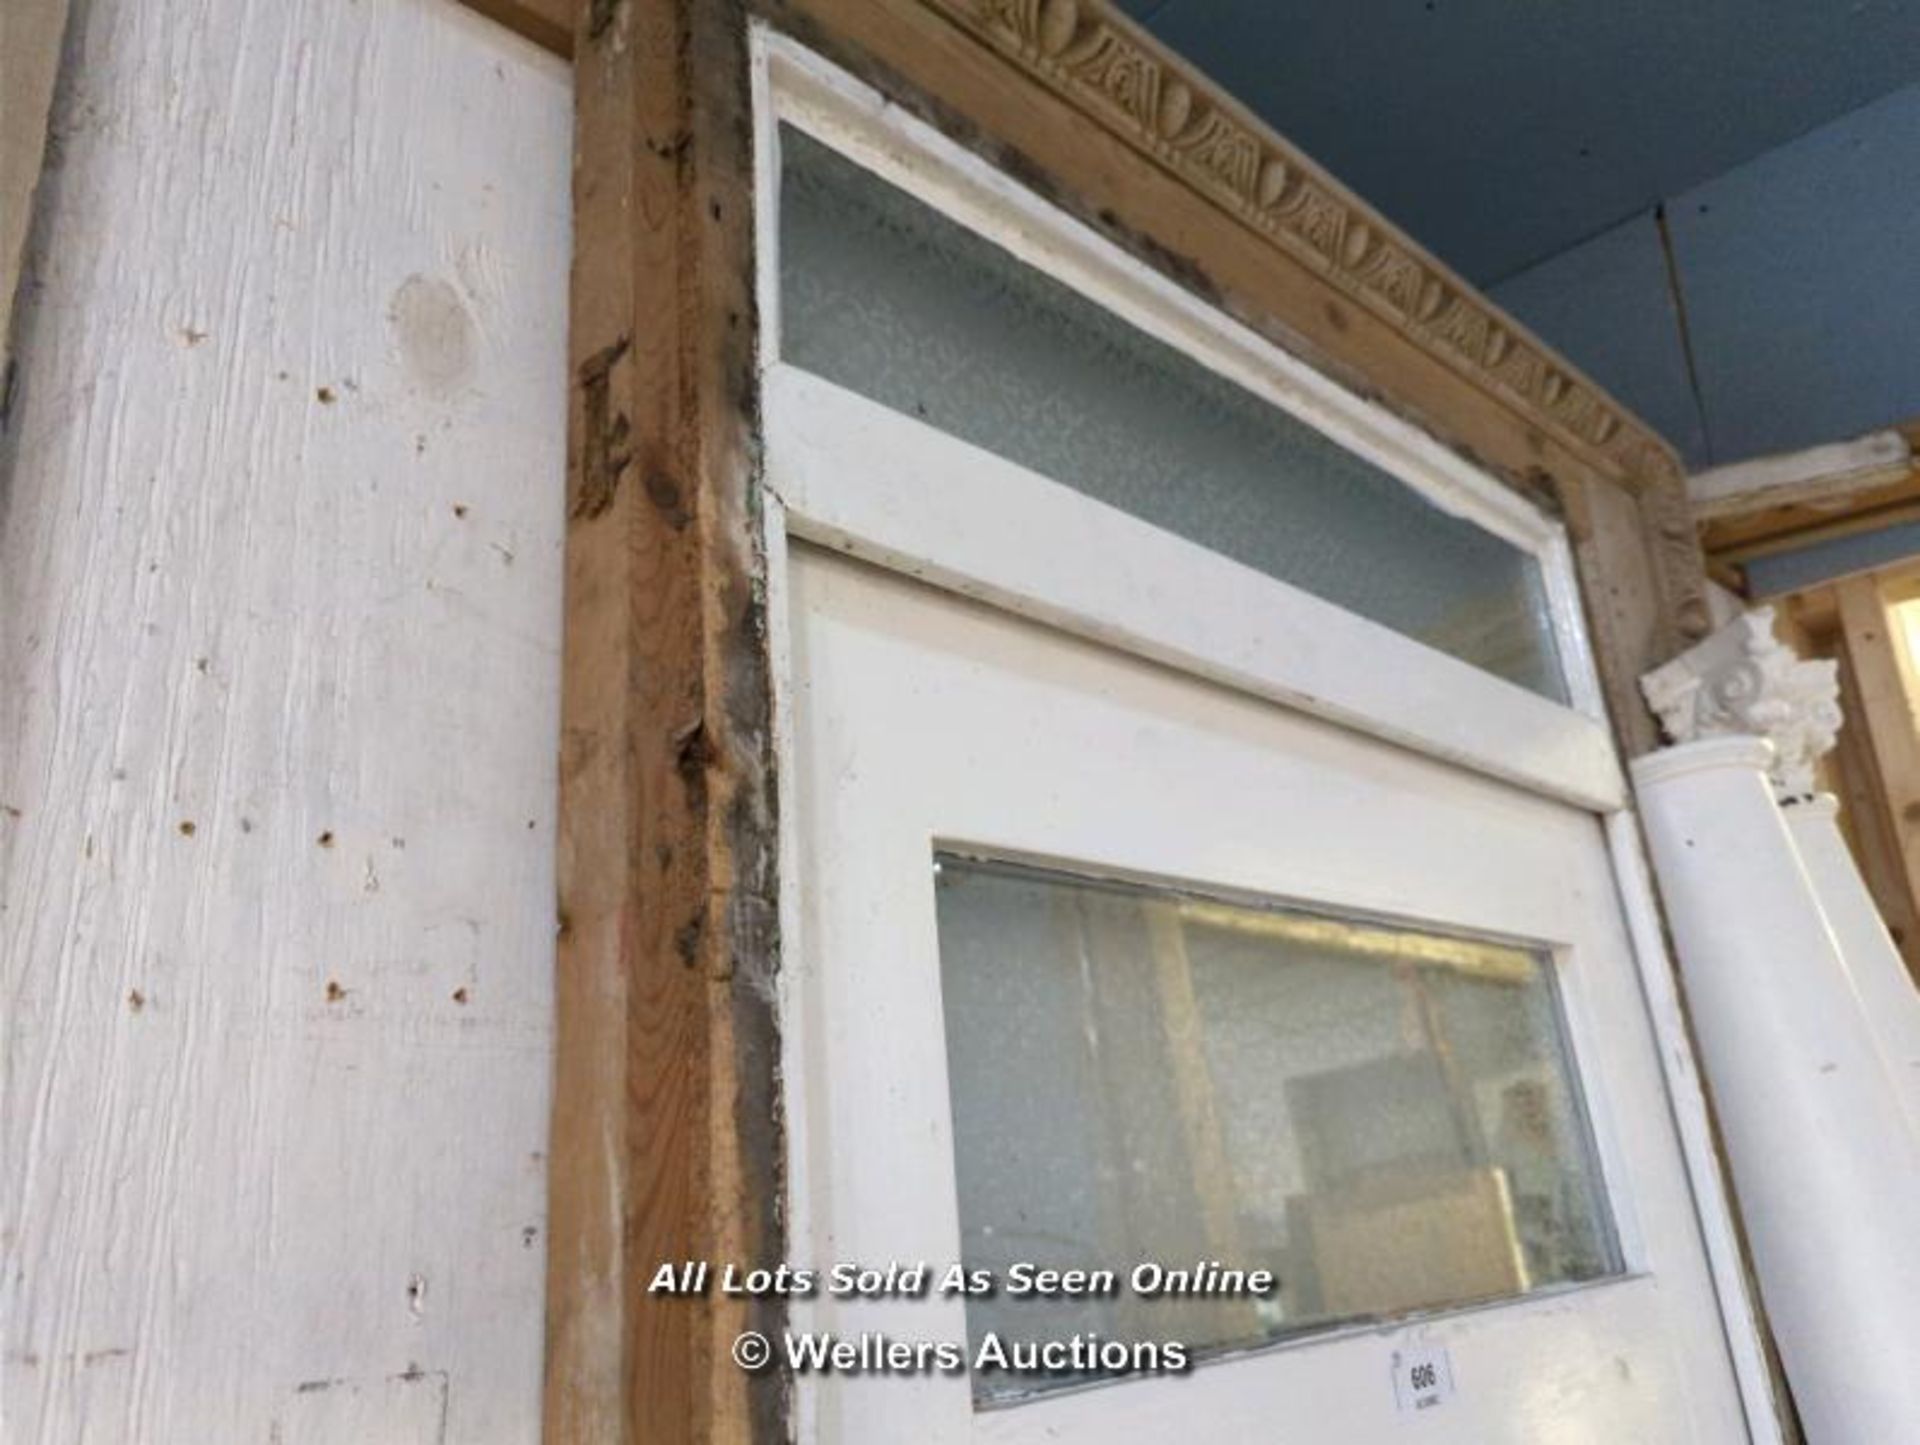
1640 606 1842 802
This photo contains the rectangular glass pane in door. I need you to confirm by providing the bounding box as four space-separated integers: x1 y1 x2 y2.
933 854 1620 1405
779 127 1568 699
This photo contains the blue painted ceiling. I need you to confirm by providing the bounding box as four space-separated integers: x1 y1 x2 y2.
1126 0 1920 284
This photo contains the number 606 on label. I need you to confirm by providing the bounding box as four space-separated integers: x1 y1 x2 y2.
1392 1344 1456 1413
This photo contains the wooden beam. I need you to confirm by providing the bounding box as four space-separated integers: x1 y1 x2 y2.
1833 575 1920 985
1822 620 1920 973
1695 422 1920 571
1689 430 1912 522
545 0 783 1441
1706 488 1920 569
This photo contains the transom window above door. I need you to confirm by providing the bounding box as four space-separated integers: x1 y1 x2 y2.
776 124 1571 702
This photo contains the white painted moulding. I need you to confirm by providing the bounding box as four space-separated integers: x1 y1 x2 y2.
1633 737 1920 1444
1687 428 1913 520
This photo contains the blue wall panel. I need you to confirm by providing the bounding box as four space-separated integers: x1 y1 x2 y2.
1670 82 1920 465
1135 0 1920 286
1489 211 1709 464
1483 81 1920 471
1746 520 1920 598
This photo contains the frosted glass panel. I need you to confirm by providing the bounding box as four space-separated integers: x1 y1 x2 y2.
933 854 1619 1404
779 127 1567 700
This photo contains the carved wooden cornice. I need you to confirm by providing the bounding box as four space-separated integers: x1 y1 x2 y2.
923 0 1678 490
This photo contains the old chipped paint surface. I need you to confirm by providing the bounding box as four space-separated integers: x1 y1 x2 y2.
0 0 571 1438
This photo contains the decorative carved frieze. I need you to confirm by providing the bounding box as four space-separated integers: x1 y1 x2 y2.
1641 607 1843 801
1638 465 1715 641
929 0 1676 490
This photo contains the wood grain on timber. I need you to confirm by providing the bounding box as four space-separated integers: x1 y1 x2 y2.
545 0 783 1440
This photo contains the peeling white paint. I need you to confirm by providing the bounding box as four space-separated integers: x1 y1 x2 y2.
1 0 571 1439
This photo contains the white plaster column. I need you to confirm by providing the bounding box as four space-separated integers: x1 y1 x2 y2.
1783 795 1920 1129
1643 603 1920 1131
1637 611 1920 1442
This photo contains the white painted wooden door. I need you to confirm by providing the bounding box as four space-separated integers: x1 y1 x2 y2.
782 543 1751 1444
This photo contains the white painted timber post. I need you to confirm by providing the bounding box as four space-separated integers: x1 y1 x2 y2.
1638 610 1920 1442
1783 795 1920 1129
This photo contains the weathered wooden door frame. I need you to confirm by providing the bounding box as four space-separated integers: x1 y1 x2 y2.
525 0 1776 1440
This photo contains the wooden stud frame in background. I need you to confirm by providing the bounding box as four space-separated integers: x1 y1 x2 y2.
1779 566 1920 987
